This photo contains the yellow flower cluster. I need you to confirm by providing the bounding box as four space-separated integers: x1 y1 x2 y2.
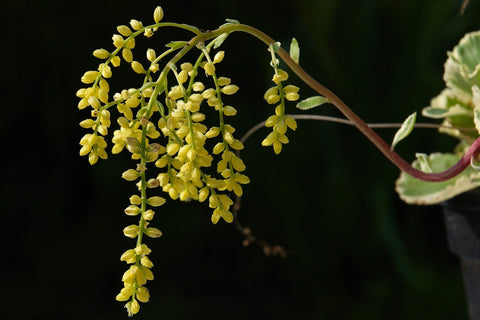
77 6 254 316
78 7 164 166
116 168 164 316
262 66 299 154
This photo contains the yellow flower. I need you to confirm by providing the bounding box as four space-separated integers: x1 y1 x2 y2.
272 69 289 84
125 299 140 316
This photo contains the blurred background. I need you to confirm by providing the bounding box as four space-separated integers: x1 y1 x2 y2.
2 0 480 319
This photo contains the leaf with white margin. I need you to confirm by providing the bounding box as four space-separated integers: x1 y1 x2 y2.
473 85 480 134
296 96 329 110
391 112 416 150
444 31 480 103
289 38 300 64
395 153 480 205
415 153 433 173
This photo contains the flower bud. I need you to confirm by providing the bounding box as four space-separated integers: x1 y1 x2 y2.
147 178 160 188
111 56 121 67
146 48 156 62
204 62 215 76
147 196 166 207
143 209 155 220
79 119 95 128
125 205 140 216
112 34 124 48
177 70 188 84
101 65 112 78
272 69 289 84
122 169 139 181
135 244 152 255
93 49 110 59
213 51 225 64
284 116 297 130
129 195 142 205
136 286 150 303
81 71 98 84
120 249 136 263
212 142 225 154
117 25 132 36
131 61 145 74
123 225 139 238
130 19 143 30
191 112 205 122
125 38 135 49
154 6 164 23
140 256 154 268
217 77 231 86
145 227 163 238
221 85 239 95
127 299 140 316
122 48 133 63
192 82 205 92
222 106 237 116
198 187 209 202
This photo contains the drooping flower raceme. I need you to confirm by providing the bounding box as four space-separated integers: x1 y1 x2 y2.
77 6 300 316
262 44 299 154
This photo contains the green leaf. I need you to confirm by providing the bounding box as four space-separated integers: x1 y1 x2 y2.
391 112 416 150
165 41 188 49
289 38 300 64
213 33 229 49
421 107 449 118
296 96 328 110
473 85 480 134
415 153 433 173
444 30 480 101
396 153 480 205
225 18 240 24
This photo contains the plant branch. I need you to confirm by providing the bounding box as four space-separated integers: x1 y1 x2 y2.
217 23 480 182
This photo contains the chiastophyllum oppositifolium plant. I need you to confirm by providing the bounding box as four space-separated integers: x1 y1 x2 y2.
77 5 480 316
396 30 480 204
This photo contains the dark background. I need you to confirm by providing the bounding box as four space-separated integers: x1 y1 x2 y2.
3 0 480 319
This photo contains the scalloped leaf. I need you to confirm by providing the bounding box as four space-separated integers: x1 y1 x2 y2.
296 96 328 110
395 153 480 205
444 30 480 102
473 85 480 134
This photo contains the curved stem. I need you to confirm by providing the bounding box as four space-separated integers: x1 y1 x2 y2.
219 24 480 182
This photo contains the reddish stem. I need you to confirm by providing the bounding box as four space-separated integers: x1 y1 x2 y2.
227 24 480 182
275 47 480 182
